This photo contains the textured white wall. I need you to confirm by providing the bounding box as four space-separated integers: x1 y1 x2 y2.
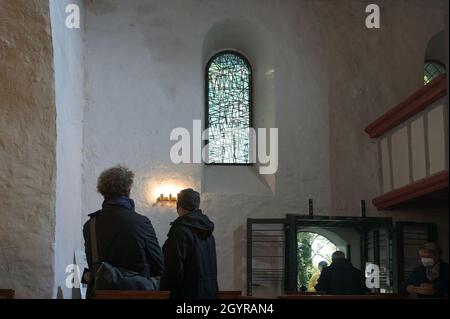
0 0 56 298
81 0 332 294
50 0 85 299
327 0 449 285
78 0 448 296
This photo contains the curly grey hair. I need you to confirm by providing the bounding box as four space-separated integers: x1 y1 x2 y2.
97 165 134 199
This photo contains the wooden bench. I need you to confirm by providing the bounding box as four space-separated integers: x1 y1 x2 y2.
92 290 243 299
93 290 170 299
279 293 409 299
0 289 15 299
218 291 242 299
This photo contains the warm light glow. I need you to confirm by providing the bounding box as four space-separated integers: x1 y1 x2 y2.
154 185 181 200
145 179 192 206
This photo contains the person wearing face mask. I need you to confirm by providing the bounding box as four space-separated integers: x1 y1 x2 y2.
401 242 448 298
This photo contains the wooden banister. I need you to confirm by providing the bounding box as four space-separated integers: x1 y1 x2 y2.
372 171 449 209
365 75 447 138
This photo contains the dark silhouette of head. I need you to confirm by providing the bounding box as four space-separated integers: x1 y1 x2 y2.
176 188 200 215
318 261 328 270
331 251 346 262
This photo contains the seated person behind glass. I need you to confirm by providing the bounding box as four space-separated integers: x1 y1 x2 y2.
308 261 328 292
402 242 448 298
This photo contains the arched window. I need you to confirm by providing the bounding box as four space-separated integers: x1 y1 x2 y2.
424 31 446 85
424 60 446 85
205 51 252 164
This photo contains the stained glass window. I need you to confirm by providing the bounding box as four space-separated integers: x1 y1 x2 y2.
424 60 446 85
206 51 252 164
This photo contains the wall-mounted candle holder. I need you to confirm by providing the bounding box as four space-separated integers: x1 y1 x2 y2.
152 193 177 207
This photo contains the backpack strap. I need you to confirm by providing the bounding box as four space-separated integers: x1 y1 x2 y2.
89 216 100 265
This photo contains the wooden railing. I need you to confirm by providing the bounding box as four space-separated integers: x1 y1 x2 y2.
365 75 448 209
0 289 15 299
365 75 447 138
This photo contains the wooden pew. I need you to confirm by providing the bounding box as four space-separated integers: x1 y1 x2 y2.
218 291 242 299
279 293 409 299
92 290 243 299
93 290 170 299
0 289 15 299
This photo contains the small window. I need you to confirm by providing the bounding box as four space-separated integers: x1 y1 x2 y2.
424 60 446 85
205 51 252 164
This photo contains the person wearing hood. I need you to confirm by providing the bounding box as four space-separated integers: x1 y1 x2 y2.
402 242 448 298
160 188 219 299
314 251 368 295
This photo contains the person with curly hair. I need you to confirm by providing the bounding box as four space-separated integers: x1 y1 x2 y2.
82 165 164 297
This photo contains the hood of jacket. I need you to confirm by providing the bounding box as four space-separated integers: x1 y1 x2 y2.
171 209 214 238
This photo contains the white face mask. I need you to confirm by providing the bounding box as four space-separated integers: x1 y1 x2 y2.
421 257 435 267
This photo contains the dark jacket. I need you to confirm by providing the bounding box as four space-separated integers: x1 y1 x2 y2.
401 261 449 298
160 209 219 299
315 259 368 295
83 197 164 280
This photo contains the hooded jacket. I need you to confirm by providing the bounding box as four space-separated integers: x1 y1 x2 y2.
160 209 219 299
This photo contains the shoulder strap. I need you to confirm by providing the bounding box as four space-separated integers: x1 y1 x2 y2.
89 216 100 265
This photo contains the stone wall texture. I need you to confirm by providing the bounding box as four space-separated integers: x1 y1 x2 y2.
0 0 56 298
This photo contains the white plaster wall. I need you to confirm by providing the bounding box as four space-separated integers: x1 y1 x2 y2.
326 0 448 284
80 0 448 297
50 0 85 299
411 116 427 181
391 126 410 188
328 0 446 213
379 100 448 192
81 0 331 295
427 104 446 174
